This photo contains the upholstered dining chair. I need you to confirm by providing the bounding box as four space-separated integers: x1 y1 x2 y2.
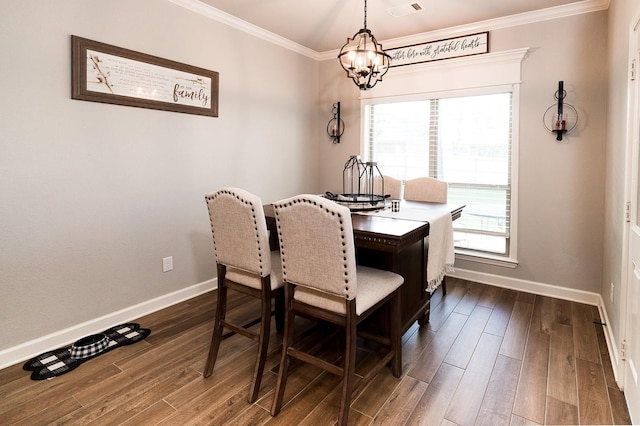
403 176 449 295
374 175 403 199
270 194 403 426
403 176 448 203
203 187 284 403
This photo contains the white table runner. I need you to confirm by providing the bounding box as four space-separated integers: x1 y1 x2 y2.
356 207 454 291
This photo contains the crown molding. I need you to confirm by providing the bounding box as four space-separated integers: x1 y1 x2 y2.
386 0 610 48
167 0 320 60
168 0 608 62
321 0 610 61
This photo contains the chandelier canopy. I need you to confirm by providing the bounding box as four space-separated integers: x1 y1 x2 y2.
337 0 392 90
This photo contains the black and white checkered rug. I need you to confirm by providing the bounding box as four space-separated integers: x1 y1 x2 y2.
23 323 150 380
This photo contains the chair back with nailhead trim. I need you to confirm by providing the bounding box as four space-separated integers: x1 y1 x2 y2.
205 187 272 278
273 194 357 300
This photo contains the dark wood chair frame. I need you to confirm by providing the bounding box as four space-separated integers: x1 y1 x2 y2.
271 280 401 426
204 263 283 403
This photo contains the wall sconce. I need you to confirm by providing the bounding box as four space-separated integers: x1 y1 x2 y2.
327 101 345 144
543 81 578 141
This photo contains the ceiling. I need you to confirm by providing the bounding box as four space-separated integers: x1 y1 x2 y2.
195 0 601 53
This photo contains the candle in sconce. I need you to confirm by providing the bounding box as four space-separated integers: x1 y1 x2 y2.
555 81 565 130
328 101 342 142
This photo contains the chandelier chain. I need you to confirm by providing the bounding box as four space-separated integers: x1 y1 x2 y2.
363 0 367 29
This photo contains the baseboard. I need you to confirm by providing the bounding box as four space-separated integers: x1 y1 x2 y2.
0 278 217 371
3 270 624 388
449 267 622 386
449 268 602 305
596 295 622 387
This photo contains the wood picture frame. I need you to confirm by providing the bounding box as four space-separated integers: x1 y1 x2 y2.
71 35 218 117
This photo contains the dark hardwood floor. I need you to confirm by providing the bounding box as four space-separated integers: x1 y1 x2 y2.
0 277 632 425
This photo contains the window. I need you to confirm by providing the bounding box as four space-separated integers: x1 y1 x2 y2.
364 87 516 258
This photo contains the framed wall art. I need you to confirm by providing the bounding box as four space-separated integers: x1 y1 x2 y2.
71 35 219 117
387 32 489 68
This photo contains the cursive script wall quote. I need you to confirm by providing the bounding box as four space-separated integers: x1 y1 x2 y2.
386 32 489 68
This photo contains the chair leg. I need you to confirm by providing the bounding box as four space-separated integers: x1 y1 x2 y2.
248 286 272 403
390 292 402 378
204 284 227 378
338 313 357 426
442 276 447 296
271 285 295 416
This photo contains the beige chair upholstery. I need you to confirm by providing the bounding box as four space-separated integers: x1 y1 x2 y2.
270 194 403 425
403 176 448 203
374 175 403 199
203 187 284 403
402 177 449 295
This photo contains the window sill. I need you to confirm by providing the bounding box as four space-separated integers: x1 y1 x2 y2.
454 250 518 268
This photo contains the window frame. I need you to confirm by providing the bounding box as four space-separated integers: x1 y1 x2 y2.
360 84 520 267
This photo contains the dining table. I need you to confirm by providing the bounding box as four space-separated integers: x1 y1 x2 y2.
264 200 464 335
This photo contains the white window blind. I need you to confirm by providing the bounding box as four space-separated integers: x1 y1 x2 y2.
365 90 513 256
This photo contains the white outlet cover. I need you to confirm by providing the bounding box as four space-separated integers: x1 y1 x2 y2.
163 256 173 272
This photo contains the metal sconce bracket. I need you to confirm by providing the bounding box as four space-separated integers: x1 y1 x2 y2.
543 80 578 141
327 101 345 144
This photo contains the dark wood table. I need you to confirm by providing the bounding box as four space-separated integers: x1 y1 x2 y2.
264 201 464 335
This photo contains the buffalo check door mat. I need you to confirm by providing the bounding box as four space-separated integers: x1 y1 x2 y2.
23 323 150 380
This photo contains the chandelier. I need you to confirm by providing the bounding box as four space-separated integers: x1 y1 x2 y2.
338 0 392 90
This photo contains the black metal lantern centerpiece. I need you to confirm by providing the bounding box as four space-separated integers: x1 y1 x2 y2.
326 155 386 211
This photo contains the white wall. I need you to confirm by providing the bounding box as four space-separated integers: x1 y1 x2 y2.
0 0 320 352
318 11 608 296
603 0 640 369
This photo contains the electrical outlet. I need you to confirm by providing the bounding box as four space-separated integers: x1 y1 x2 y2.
162 256 173 273
610 282 614 304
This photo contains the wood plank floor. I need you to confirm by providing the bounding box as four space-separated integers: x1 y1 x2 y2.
0 277 632 425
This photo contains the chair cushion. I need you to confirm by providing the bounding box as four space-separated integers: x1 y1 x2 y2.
225 250 283 290
294 265 403 316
